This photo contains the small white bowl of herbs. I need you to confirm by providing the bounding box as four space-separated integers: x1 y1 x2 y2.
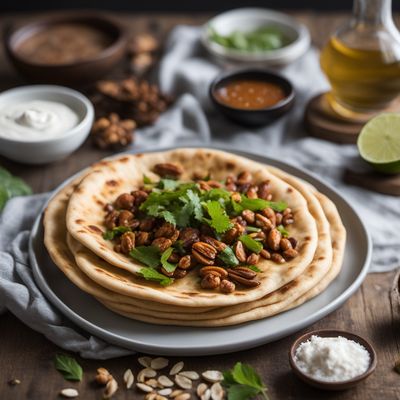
202 8 310 67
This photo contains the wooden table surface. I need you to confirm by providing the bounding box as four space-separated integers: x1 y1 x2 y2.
1 11 400 400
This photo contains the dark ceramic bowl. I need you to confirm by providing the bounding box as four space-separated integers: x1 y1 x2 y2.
289 329 377 391
4 13 127 86
209 68 295 126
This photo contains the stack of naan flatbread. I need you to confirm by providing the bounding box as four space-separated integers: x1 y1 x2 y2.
43 148 346 327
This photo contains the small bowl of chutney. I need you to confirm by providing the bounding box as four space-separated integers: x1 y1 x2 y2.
210 68 295 126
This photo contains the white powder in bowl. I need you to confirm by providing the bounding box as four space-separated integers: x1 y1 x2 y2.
294 335 371 382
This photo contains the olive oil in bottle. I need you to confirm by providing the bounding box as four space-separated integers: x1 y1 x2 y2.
320 0 400 119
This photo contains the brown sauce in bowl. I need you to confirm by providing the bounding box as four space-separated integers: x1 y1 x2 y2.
215 79 286 110
16 23 113 65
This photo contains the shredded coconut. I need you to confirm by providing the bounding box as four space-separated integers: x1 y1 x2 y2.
294 335 370 382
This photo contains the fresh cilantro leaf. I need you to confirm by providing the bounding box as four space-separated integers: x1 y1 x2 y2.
223 362 269 400
236 196 287 213
158 179 180 191
186 189 203 221
174 199 193 227
137 267 174 286
103 226 131 240
160 210 177 226
143 175 153 184
203 200 233 234
239 235 263 254
160 247 177 273
54 354 83 381
129 246 160 268
277 224 289 237
203 188 232 202
247 265 262 272
218 246 239 267
0 166 32 210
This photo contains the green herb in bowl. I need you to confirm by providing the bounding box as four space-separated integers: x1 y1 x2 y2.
209 26 289 52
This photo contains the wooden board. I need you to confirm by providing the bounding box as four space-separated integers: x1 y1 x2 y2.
304 93 364 144
344 169 400 196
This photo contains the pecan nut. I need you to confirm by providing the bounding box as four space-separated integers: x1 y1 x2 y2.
153 163 183 178
241 209 255 224
255 214 274 231
260 249 271 259
220 279 235 293
178 255 192 269
155 222 178 239
199 266 228 279
200 273 221 289
227 271 260 287
246 253 260 265
261 207 276 226
179 227 200 248
231 267 257 280
200 235 227 252
192 249 214 265
237 171 252 185
118 210 135 227
233 241 247 263
258 180 270 200
136 231 151 246
271 253 286 264
131 190 148 206
283 248 299 259
120 232 135 254
152 237 172 252
267 229 282 251
173 268 187 279
139 217 156 232
246 185 258 199
192 242 217 260
280 238 293 251
115 193 135 210
105 210 119 229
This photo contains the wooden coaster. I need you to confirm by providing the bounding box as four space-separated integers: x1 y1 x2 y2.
304 93 364 144
344 168 400 196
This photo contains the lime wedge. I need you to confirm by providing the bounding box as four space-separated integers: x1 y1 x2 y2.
357 113 400 174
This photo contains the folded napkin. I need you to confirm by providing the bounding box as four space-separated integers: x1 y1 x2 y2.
1 25 399 359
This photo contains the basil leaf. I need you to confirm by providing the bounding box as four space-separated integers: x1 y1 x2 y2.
203 200 233 234
277 224 289 237
103 226 131 240
54 354 83 381
232 362 264 390
218 246 239 267
239 235 263 254
137 267 174 286
226 384 260 400
129 246 160 268
160 247 177 273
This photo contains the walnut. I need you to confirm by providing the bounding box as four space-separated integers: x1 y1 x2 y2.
91 113 136 149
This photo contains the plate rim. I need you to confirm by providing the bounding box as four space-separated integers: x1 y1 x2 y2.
29 145 372 355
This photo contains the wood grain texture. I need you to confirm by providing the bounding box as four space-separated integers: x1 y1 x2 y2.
1 11 400 400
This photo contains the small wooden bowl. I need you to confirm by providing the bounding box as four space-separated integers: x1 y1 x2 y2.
4 13 126 86
289 329 377 391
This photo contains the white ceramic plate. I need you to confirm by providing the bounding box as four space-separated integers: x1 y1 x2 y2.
29 147 371 356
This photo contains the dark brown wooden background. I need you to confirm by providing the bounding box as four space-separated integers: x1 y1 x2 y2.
1 12 400 400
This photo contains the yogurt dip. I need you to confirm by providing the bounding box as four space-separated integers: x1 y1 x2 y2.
0 100 79 141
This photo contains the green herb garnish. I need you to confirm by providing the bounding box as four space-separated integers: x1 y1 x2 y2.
247 265 262 273
143 175 153 184
158 179 180 191
137 267 174 286
239 235 263 254
0 166 32 210
223 362 270 400
103 226 131 240
237 196 287 213
203 200 233 234
218 246 239 267
54 354 83 381
160 247 177 273
277 224 289 237
129 246 160 268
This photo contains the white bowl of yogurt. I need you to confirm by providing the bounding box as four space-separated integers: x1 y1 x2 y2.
0 85 94 164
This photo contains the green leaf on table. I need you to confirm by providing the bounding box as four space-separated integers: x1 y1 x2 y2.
103 226 131 240
160 247 177 273
137 267 174 286
239 235 263 254
129 246 160 268
223 362 270 400
54 354 83 381
0 166 32 210
203 200 233 234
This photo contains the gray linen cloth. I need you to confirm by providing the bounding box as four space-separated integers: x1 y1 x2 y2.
1 25 399 359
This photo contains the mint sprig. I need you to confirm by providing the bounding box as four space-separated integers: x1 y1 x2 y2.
223 362 269 400
54 354 83 381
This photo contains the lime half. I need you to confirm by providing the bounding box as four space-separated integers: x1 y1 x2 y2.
357 113 400 174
